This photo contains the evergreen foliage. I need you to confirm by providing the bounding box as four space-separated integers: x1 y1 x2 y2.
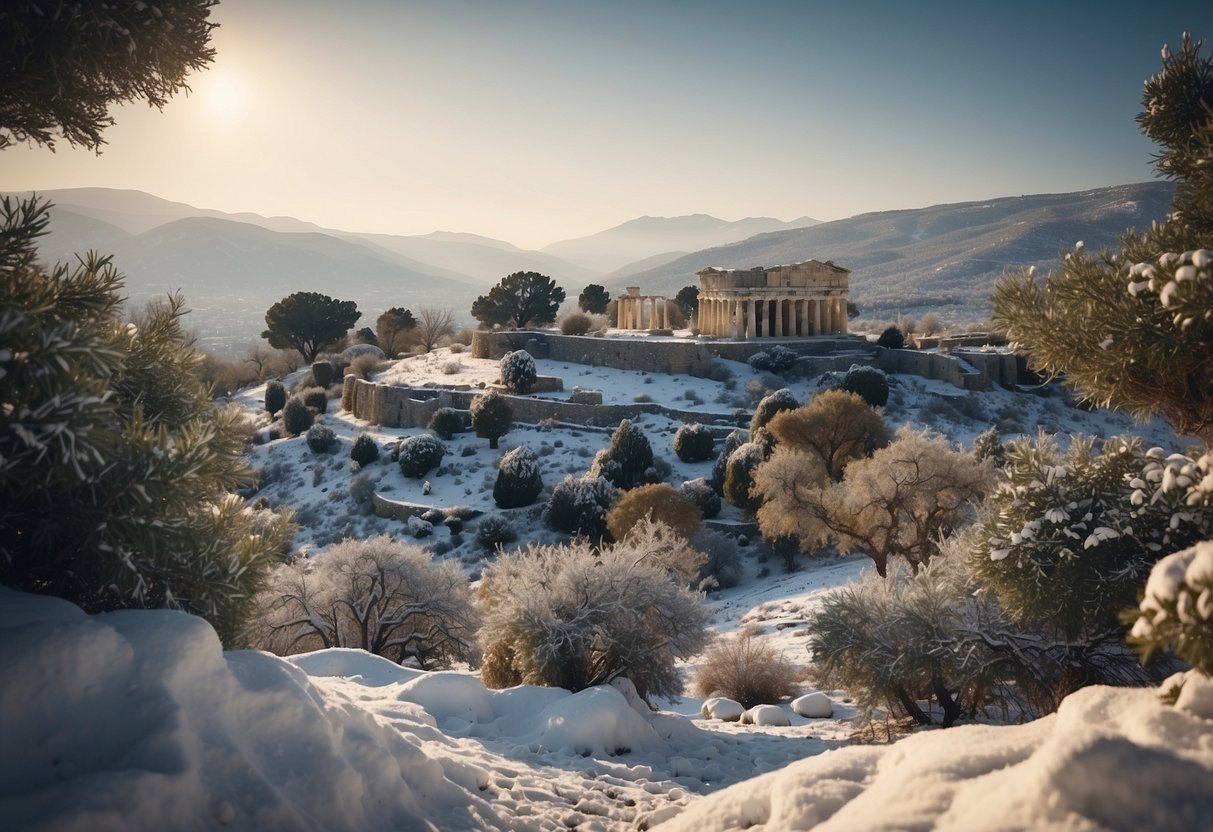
876 326 905 349
397 434 445 478
493 446 544 509
428 407 466 440
300 387 328 414
993 34 1213 445
675 285 699 320
262 292 360 363
478 536 712 701
767 389 889 482
0 196 292 645
711 429 745 492
471 271 566 329
499 349 537 394
375 307 416 358
0 0 218 151
305 423 336 454
544 475 617 540
972 426 1007 467
1131 540 1213 677
350 433 380 466
252 536 479 669
834 365 890 408
748 346 798 374
577 284 610 314
281 396 314 437
590 419 654 490
749 388 798 437
264 380 286 416
722 442 767 514
311 360 335 388
470 390 512 449
680 478 722 519
606 484 703 542
476 514 518 552
673 422 716 462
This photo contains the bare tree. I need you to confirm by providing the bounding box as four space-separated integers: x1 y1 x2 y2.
415 306 456 353
252 536 480 669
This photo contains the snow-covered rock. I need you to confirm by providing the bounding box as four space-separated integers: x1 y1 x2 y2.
407 514 433 537
700 697 746 722
610 676 654 717
791 691 834 718
740 704 790 727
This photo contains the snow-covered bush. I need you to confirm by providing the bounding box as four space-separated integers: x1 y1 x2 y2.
723 441 767 513
300 386 328 413
749 388 798 437
590 419 654 490
470 389 513 449
493 445 543 509
282 396 314 436
428 406 466 440
680 477 722 519
311 360 335 388
710 428 745 492
499 349 537 394
544 475 618 540
341 343 384 362
673 422 715 462
478 536 712 700
835 364 890 408
475 513 517 552
560 311 592 335
350 432 379 466
349 472 375 513
693 635 799 709
0 197 295 645
1131 539 1213 677
398 434 446 478
610 517 706 586
606 483 702 542
972 425 1006 466
252 535 480 669
747 345 797 374
691 528 743 589
767 389 888 482
264 379 286 415
305 423 336 453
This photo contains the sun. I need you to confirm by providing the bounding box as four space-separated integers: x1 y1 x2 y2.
204 72 245 119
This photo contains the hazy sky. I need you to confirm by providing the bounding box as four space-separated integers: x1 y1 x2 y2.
2 1 1209 249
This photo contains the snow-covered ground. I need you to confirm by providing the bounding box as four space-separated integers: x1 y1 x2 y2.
4 343 1207 830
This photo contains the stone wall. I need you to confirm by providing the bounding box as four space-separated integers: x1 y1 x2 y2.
472 330 716 377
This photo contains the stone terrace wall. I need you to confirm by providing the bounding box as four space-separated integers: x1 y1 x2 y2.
472 330 716 377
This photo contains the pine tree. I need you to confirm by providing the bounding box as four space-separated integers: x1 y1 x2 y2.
471 271 565 329
470 390 513 449
577 284 610 314
262 292 360 363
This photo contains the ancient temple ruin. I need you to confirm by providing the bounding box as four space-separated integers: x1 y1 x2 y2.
696 260 849 338
616 287 675 331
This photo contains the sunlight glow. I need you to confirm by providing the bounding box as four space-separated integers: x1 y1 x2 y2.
204 72 245 119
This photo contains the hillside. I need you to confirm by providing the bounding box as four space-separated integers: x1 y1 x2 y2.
604 183 1175 322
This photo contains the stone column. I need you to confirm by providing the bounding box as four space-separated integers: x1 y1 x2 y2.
774 298 784 337
813 299 822 335
746 299 757 338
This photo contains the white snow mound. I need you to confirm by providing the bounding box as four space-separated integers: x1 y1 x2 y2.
740 704 790 727
701 697 746 722
791 691 834 719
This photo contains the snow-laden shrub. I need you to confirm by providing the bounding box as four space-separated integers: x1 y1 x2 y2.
711 429 745 492
305 423 336 453
499 349 537 394
835 365 890 408
673 422 715 462
300 386 328 414
493 445 543 509
972 425 1006 466
680 477 722 519
264 380 286 416
478 536 712 700
1130 539 1213 677
342 343 384 362
311 360 335 388
476 514 517 552
350 432 379 466
398 434 446 478
606 483 702 542
428 407 465 440
470 390 512 449
691 528 743 589
252 535 480 669
750 388 798 437
282 396 314 436
589 419 653 489
560 311 592 335
544 475 617 540
723 441 767 513
693 634 799 709
747 345 797 374
349 472 375 513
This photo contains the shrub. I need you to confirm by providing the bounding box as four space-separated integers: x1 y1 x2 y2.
305 423 336 453
265 380 287 416
347 353 381 380
590 419 653 490
493 445 544 508
442 359 461 375
1130 539 1213 678
428 407 466 440
876 326 905 349
673 423 715 462
723 442 766 513
251 535 479 669
301 386 328 413
711 429 745 492
606 484 702 542
470 390 513 449
767 389 889 482
499 349 537 394
398 433 446 478
693 635 799 709
476 514 518 552
350 432 379 466
560 311 592 335
478 537 712 700
750 388 798 437
836 365 890 408
748 345 798 374
544 475 617 540
691 528 743 590
311 360 335 388
282 396 314 436
349 472 375 512
680 478 722 519
448 341 466 354
971 426 1006 466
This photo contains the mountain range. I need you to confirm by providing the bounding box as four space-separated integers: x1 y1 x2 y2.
6 182 1173 354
